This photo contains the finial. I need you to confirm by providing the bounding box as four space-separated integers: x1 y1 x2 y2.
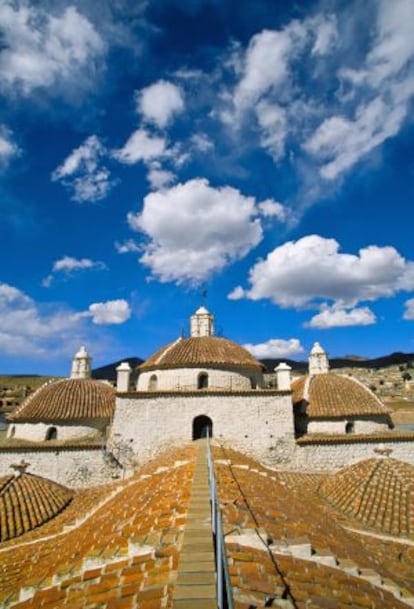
10 460 31 476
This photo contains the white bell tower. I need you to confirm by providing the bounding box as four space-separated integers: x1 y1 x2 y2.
70 346 92 379
309 342 329 375
190 306 214 337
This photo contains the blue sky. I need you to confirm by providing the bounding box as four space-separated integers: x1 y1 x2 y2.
1 0 414 375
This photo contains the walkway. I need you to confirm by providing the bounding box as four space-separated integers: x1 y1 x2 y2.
172 439 217 609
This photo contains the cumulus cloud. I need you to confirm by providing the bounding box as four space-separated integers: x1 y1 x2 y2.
52 136 114 202
147 163 176 190
257 199 287 221
75 299 131 325
43 256 106 287
403 298 414 321
244 338 304 359
0 281 81 356
138 80 185 128
233 235 414 308
0 125 20 165
127 178 264 284
0 3 105 96
115 240 140 254
307 305 377 329
113 129 167 165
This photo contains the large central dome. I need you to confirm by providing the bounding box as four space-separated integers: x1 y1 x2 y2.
139 336 263 371
136 307 264 391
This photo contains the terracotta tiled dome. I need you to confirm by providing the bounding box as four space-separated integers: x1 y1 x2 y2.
320 458 414 538
8 379 115 422
139 336 263 371
0 472 73 542
291 373 391 418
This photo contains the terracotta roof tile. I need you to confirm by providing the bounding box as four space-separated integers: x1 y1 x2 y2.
0 472 73 542
8 379 115 422
139 336 263 371
292 374 391 418
320 457 414 538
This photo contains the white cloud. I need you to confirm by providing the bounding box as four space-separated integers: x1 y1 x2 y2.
138 80 185 128
311 15 338 56
228 286 245 301
233 24 305 115
76 299 131 325
303 97 408 180
113 129 167 165
0 281 81 356
257 199 287 221
127 178 263 284
0 125 19 165
403 298 414 321
115 240 140 254
52 136 114 202
43 256 106 287
236 235 414 308
244 338 304 359
255 101 287 161
0 3 105 96
191 133 214 153
147 163 176 190
307 305 377 329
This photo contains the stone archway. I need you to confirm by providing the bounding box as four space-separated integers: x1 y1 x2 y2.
192 415 213 440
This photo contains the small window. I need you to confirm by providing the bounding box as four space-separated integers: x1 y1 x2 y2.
45 427 58 441
250 377 257 389
9 425 15 438
345 421 354 435
148 374 158 391
198 373 209 390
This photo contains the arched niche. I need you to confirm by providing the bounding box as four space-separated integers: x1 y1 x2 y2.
192 415 213 440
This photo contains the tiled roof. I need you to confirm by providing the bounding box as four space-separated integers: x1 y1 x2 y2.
139 336 263 371
8 379 115 422
0 472 73 542
320 458 414 538
292 373 391 418
214 446 414 607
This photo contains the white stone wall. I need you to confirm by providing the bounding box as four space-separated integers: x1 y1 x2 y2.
136 366 263 392
8 420 106 442
289 440 414 471
307 418 390 435
110 392 295 465
0 447 112 488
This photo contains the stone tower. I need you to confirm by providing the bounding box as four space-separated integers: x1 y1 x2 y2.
190 306 214 337
70 346 92 379
309 342 329 375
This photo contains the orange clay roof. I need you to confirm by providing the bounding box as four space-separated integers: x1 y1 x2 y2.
8 378 115 422
0 472 73 542
291 373 391 418
320 458 414 538
139 335 263 371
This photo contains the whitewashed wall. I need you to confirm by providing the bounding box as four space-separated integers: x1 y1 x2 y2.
136 366 263 391
0 447 112 488
111 391 295 465
8 420 106 442
307 418 390 435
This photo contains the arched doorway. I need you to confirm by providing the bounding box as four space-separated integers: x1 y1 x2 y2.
45 426 58 441
192 415 213 440
197 372 209 389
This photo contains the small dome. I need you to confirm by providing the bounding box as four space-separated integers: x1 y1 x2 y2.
8 379 115 422
320 458 414 538
292 373 391 418
139 336 263 372
0 471 73 542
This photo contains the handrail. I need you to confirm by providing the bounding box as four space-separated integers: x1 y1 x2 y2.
206 432 234 609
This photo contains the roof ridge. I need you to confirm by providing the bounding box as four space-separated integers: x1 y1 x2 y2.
154 336 182 365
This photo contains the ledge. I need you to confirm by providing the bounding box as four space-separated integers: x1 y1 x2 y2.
0 437 103 451
116 388 291 398
296 431 414 445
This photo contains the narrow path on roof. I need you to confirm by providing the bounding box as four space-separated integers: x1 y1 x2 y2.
172 438 217 609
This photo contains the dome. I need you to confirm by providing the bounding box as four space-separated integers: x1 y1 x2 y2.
0 470 73 542
139 336 263 372
8 378 115 422
320 458 414 538
291 373 391 418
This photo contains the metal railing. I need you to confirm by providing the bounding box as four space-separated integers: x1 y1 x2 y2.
206 432 234 609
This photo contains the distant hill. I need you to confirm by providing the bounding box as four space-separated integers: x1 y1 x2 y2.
92 352 414 380
260 352 414 373
92 358 143 382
